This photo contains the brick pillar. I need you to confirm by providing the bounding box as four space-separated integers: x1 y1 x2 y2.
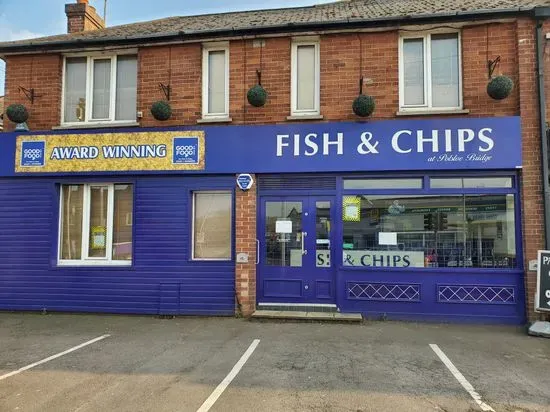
235 175 257 316
517 18 548 322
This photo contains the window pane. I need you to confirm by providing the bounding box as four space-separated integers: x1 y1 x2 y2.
64 57 87 123
88 186 109 258
316 201 331 267
208 50 226 114
60 185 84 260
344 178 423 190
112 184 133 261
194 192 231 259
296 45 316 110
463 177 512 189
265 201 303 267
431 177 513 189
92 59 111 119
115 56 137 121
465 195 516 268
403 38 425 106
430 178 463 189
342 195 466 268
431 33 459 108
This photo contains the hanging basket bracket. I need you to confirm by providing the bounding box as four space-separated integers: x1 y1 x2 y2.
159 83 171 101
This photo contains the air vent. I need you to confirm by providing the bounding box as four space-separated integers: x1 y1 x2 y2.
258 174 336 191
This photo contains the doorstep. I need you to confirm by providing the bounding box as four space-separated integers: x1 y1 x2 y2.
250 310 363 322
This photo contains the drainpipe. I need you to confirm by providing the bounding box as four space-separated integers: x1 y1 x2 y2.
534 7 550 249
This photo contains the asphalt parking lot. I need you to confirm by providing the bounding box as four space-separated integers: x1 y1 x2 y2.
0 314 548 412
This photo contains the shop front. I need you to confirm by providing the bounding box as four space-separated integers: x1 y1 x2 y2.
0 115 525 322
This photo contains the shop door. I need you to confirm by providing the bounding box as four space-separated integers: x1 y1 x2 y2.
258 196 335 304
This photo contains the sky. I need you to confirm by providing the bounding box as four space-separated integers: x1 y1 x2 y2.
0 0 335 96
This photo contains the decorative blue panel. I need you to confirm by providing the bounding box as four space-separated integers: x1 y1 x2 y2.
438 285 515 304
347 282 421 302
0 176 236 316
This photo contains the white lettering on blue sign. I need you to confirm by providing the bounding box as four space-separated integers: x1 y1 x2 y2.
50 145 167 160
276 128 496 163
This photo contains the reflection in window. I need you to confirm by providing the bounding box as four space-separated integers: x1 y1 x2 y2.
193 192 232 259
342 194 516 269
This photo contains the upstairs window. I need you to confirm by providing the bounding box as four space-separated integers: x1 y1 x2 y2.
291 39 320 116
62 54 137 125
399 32 462 111
202 43 229 119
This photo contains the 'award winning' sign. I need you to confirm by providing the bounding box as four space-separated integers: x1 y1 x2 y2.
16 131 205 173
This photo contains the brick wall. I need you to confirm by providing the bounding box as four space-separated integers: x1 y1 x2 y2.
3 54 62 132
0 20 546 319
235 175 257 316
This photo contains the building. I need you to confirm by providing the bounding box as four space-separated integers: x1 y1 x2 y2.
0 0 549 323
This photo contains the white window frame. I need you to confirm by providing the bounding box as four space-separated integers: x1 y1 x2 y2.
291 38 321 117
398 31 463 112
191 191 232 261
201 42 230 120
58 183 132 266
61 51 137 126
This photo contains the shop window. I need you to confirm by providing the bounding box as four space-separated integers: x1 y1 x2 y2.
202 43 229 119
431 177 513 189
59 184 133 265
62 54 137 125
342 194 516 269
192 192 232 260
344 178 423 190
399 32 462 111
291 39 320 116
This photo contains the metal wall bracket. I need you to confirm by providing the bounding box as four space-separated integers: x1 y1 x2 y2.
18 87 41 104
159 83 171 101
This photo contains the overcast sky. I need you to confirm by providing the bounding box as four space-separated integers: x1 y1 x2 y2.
0 0 335 95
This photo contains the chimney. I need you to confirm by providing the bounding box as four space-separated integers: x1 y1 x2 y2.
65 0 105 34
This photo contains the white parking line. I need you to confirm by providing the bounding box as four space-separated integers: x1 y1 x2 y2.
429 343 495 412
196 339 260 412
0 334 110 381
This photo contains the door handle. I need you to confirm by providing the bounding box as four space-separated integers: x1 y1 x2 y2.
255 239 260 264
301 232 307 255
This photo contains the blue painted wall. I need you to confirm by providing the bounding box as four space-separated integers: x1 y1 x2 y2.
0 176 236 315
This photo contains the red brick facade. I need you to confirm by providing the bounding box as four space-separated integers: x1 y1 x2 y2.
2 18 549 320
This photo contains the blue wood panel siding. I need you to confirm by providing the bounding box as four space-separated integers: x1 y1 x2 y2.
0 176 236 315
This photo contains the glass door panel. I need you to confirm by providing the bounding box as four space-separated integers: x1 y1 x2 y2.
265 201 303 267
315 201 331 267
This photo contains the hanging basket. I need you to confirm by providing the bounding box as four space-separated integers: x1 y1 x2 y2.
487 75 514 100
352 94 375 117
150 100 172 121
6 103 29 124
247 84 268 107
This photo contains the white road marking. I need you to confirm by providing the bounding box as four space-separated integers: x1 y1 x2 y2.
429 343 495 412
196 339 260 412
0 334 110 381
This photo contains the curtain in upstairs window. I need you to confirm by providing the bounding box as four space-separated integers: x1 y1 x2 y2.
64 57 87 122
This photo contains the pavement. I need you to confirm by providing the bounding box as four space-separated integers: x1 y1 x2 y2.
0 313 548 412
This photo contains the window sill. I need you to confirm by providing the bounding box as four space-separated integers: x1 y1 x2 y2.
286 114 324 121
396 109 470 117
58 261 132 267
53 122 140 130
196 117 232 124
